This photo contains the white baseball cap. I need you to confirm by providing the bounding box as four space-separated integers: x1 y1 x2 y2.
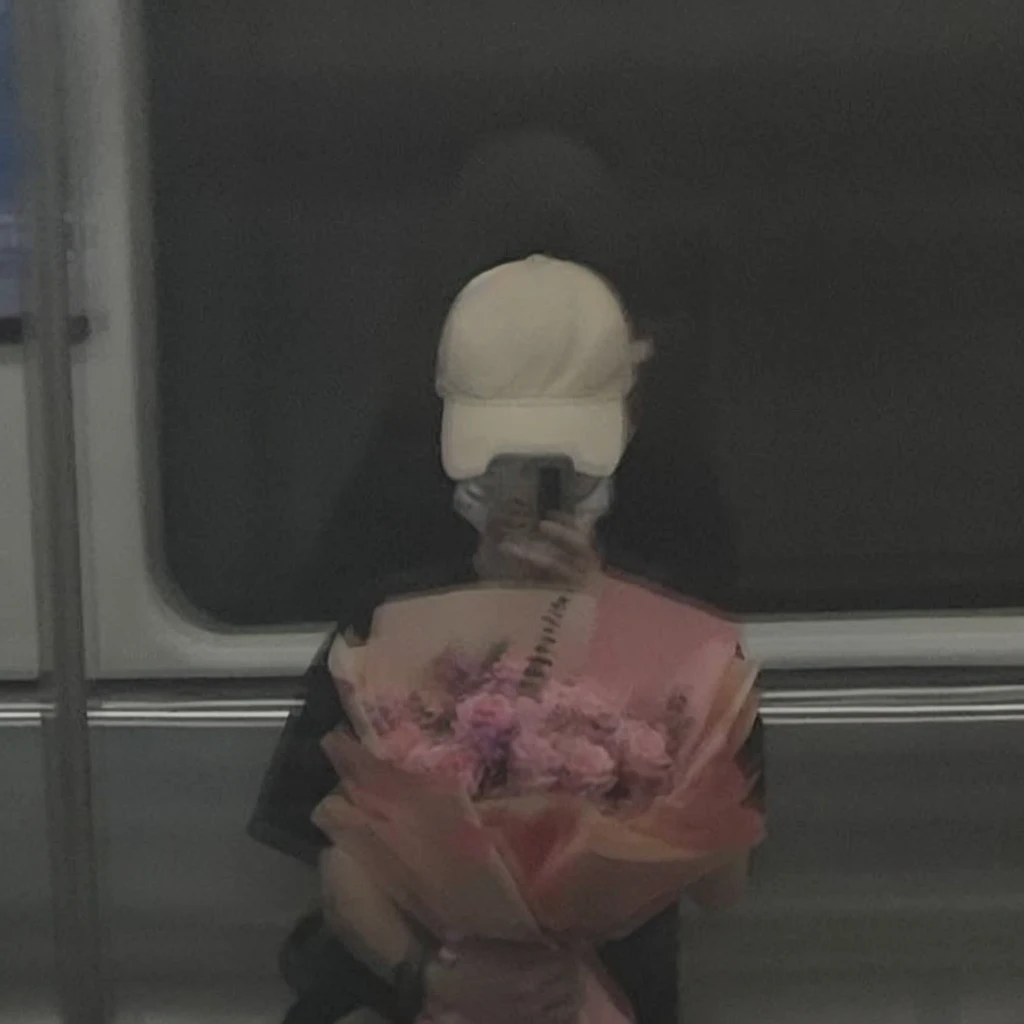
437 255 638 481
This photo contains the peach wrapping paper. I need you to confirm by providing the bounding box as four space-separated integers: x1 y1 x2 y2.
314 574 765 1023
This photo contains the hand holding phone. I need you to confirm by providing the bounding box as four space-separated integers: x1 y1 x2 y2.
487 456 574 537
484 456 598 587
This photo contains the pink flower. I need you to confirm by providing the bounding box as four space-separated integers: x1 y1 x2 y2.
538 685 580 731
556 736 618 796
514 695 546 728
455 692 518 737
484 657 530 694
540 683 618 739
402 741 483 793
509 730 565 792
562 685 619 736
378 720 425 761
618 721 672 781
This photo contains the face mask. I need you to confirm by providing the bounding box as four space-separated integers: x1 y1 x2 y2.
454 473 614 534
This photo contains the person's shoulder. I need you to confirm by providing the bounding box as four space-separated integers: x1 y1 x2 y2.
371 557 478 603
601 554 714 608
337 557 478 638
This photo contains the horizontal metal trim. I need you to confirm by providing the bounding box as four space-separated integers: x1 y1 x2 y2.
5 684 1024 727
766 683 1024 723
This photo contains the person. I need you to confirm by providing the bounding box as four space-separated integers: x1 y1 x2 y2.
295 131 737 625
250 255 765 1024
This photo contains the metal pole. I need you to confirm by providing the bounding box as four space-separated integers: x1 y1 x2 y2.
13 0 107 1018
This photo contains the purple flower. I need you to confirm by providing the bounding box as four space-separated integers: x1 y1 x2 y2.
480 657 530 696
431 648 482 699
455 692 518 737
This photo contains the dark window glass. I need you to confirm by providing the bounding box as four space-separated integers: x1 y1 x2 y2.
143 0 1024 626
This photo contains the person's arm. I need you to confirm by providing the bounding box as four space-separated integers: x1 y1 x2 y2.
278 909 426 1024
250 627 430 1022
320 844 425 986
248 631 350 864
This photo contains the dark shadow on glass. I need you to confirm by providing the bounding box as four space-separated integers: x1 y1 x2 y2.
141 0 1024 625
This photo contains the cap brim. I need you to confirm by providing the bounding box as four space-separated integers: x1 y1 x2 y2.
441 397 628 480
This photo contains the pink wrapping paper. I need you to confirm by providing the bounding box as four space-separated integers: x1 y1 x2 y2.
314 573 765 1023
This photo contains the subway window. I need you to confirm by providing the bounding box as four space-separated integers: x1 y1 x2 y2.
140 0 1024 628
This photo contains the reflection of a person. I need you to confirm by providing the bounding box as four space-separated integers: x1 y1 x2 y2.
296 131 737 625
251 254 763 1024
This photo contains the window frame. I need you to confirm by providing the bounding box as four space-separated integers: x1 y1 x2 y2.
64 0 1024 680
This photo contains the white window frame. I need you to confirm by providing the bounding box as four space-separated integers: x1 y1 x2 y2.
67 0 1024 680
0 359 39 679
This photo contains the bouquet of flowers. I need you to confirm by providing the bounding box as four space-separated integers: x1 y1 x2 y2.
314 573 764 1023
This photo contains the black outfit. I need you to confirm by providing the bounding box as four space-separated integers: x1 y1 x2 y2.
250 559 765 1024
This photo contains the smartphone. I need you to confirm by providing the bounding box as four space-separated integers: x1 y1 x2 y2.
538 464 567 521
487 456 574 535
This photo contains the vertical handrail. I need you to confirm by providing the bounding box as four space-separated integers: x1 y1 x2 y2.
13 0 107 1019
